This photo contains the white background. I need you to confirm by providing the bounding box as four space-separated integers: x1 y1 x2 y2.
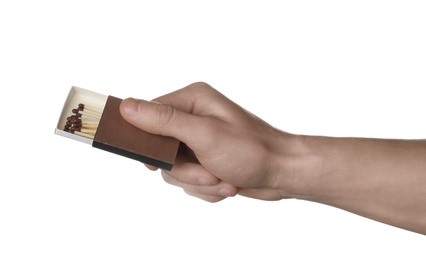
0 1 425 259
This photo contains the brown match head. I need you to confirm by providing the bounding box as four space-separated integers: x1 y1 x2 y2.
71 118 82 124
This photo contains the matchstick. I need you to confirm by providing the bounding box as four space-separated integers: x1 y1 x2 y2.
71 127 97 135
67 117 99 125
72 109 101 120
63 102 103 140
78 103 102 115
75 106 101 116
72 123 98 129
64 126 95 139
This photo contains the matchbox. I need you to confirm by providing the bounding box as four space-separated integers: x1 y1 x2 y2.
55 87 179 170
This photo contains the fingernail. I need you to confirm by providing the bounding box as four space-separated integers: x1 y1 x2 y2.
123 98 140 116
218 187 231 197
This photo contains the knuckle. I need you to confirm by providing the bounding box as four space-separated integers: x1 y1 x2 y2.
187 81 214 93
157 104 175 126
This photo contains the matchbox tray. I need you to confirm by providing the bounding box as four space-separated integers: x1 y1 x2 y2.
55 87 108 144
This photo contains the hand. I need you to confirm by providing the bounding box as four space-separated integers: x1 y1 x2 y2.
119 82 298 202
119 82 426 233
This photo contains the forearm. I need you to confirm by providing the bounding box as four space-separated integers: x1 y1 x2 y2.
289 135 426 234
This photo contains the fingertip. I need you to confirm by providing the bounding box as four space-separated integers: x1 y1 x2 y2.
144 163 158 171
167 162 219 186
218 186 239 197
120 98 141 117
229 187 239 197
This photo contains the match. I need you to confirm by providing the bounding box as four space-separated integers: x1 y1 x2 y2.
67 117 99 125
78 103 102 115
63 103 103 140
72 109 101 120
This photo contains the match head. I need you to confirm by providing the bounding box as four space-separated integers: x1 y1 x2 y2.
74 112 82 117
71 118 82 124
77 103 102 115
61 101 101 140
71 126 81 131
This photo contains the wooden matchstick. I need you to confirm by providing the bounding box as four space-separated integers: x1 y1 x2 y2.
64 127 95 139
72 109 101 120
78 103 102 115
71 127 96 134
75 107 101 117
68 116 99 125
72 122 98 129
63 103 104 140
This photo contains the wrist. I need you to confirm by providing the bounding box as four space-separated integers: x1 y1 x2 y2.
271 133 326 200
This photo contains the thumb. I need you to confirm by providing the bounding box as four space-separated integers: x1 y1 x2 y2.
119 98 207 146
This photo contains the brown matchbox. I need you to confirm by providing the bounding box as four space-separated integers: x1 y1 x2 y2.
55 87 180 170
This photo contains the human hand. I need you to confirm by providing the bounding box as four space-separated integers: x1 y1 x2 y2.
119 82 297 202
119 82 426 234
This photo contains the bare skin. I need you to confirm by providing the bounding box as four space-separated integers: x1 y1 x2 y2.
119 82 426 235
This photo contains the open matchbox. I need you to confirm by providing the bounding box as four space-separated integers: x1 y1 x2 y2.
55 87 180 170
